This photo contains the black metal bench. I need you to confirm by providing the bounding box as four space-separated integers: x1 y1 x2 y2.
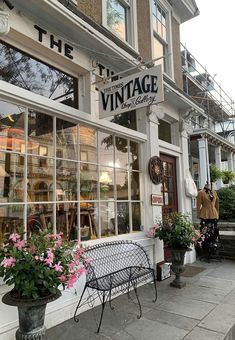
74 240 157 333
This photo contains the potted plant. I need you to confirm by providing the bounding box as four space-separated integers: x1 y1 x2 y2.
0 230 87 339
210 164 223 185
221 170 235 184
148 212 200 288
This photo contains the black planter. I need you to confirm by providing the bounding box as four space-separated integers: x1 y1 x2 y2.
2 290 61 340
170 248 189 288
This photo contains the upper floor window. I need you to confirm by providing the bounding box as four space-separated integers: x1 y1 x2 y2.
104 0 134 45
152 1 169 74
0 41 78 108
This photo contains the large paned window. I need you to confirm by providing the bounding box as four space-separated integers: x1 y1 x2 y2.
0 100 142 244
105 0 132 43
0 41 78 108
152 1 169 74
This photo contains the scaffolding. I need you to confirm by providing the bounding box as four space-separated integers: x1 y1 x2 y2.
181 43 235 140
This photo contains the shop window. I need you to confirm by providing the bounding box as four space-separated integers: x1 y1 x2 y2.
0 41 78 108
158 119 171 143
0 100 142 240
107 110 137 131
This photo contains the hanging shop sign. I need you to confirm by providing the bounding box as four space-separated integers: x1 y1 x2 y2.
99 65 163 118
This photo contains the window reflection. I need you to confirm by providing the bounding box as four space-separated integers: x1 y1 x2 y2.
56 119 78 160
28 111 53 156
116 169 128 200
106 0 127 41
0 101 25 153
130 141 139 170
115 137 128 169
0 152 24 203
0 41 78 108
56 160 77 201
99 167 114 199
98 131 114 166
101 201 115 237
27 157 53 202
132 202 141 231
117 202 129 234
79 126 97 163
80 202 98 241
27 203 53 236
0 204 24 243
131 171 140 200
80 163 98 200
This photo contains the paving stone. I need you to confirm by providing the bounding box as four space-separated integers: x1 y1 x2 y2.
156 295 216 320
222 288 235 305
183 326 225 340
144 309 199 331
118 317 188 340
174 284 227 304
199 303 235 334
193 275 235 293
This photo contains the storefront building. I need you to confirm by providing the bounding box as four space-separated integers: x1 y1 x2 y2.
0 0 201 337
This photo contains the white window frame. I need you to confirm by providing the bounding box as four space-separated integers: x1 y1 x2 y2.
150 0 173 78
102 0 138 49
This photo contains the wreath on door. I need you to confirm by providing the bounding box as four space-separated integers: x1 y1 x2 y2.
148 156 163 185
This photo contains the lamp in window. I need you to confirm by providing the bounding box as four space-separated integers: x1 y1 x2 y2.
99 171 112 193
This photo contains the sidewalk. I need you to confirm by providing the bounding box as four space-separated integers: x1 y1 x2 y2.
46 260 235 340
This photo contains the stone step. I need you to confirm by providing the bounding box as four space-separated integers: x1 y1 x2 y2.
218 222 235 231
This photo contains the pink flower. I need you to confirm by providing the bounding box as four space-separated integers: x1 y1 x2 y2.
48 234 55 240
76 267 86 278
146 227 156 238
1 257 16 268
84 257 92 265
15 239 25 250
44 250 54 265
74 248 84 260
68 260 79 272
67 274 77 288
54 262 63 272
9 233 20 242
59 274 67 283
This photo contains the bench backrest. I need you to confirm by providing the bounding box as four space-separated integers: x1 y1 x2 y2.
84 240 151 283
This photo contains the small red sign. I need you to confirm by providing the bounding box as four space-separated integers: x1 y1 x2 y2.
151 194 163 206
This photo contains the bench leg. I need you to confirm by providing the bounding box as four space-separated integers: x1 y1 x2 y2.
74 285 87 323
108 289 114 310
132 281 142 319
97 291 106 334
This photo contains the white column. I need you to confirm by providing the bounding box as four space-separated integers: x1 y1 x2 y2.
215 145 223 189
227 151 234 172
233 153 235 172
198 138 210 189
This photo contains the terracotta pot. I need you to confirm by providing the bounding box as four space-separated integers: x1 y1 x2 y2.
2 290 61 340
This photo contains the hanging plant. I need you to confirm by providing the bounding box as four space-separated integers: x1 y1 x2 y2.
209 164 223 183
222 170 235 184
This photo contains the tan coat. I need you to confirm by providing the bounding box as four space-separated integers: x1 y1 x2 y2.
197 189 219 219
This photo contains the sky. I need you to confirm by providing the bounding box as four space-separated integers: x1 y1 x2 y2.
180 0 235 103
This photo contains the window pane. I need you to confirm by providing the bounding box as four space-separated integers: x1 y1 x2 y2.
79 126 97 163
28 111 53 156
0 204 24 242
116 169 128 200
158 119 171 143
132 202 141 231
106 111 137 131
130 171 140 200
0 152 24 203
153 38 164 71
98 132 114 166
0 41 78 108
99 167 114 199
100 201 115 237
57 202 75 238
27 203 53 235
56 160 77 201
106 0 126 40
27 156 53 202
80 202 98 241
130 141 139 170
117 202 129 234
56 119 78 160
80 163 98 200
115 137 128 169
0 101 25 153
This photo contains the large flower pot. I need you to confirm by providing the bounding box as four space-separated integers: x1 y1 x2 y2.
2 290 61 340
170 248 188 288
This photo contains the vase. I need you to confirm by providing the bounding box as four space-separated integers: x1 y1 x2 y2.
170 248 188 288
2 290 61 340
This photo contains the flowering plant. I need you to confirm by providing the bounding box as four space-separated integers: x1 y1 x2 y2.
0 230 88 300
147 212 201 249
